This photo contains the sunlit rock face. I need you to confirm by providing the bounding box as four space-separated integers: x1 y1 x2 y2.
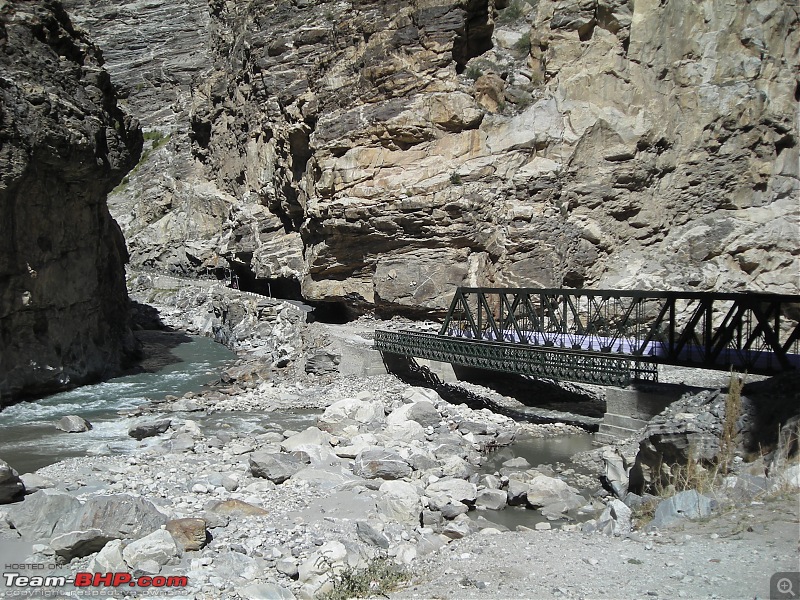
0 1 142 403
74 0 798 315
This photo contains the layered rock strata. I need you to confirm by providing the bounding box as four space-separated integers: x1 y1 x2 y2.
0 0 142 403
60 0 212 128
75 0 798 315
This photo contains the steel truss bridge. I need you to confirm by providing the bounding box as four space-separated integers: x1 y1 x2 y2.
375 287 800 387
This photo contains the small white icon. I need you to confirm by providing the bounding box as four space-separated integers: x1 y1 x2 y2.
777 578 795 596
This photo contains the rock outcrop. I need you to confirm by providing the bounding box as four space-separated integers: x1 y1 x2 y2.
0 459 24 504
60 0 211 129
70 0 798 315
630 372 800 492
0 0 142 403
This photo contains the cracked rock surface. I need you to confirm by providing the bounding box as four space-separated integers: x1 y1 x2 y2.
64 0 799 317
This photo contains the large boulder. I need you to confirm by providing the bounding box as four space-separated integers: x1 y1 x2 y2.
88 539 127 573
506 479 530 506
425 479 478 510
281 426 332 453
5 490 80 540
249 451 308 483
66 494 168 540
18 473 53 495
648 490 716 530
377 480 422 524
356 521 390 549
596 499 633 536
50 529 113 561
440 455 476 479
383 420 426 443
128 419 172 440
524 475 584 509
166 518 208 551
122 529 180 569
353 448 412 480
0 460 25 504
55 415 92 433
777 464 800 490
297 540 364 598
386 401 441 428
317 397 386 436
476 488 507 511
601 449 630 499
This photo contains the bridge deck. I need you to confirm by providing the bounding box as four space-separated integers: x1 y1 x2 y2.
375 329 656 387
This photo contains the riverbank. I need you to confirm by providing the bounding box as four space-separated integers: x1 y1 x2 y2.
1 371 596 598
392 491 800 599
1 367 797 599
0 335 235 475
1 278 798 600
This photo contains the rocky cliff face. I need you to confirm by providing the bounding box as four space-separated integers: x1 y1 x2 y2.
60 0 211 128
77 0 798 316
0 0 142 402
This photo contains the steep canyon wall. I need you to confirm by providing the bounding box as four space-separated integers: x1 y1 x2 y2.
0 0 142 402
75 0 798 316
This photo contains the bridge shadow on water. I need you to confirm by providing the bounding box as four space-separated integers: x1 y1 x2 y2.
382 354 603 432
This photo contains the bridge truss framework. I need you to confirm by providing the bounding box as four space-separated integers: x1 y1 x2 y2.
375 287 800 387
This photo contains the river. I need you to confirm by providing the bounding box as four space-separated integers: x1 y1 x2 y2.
0 336 236 474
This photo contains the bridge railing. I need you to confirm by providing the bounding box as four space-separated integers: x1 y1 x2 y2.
440 288 800 375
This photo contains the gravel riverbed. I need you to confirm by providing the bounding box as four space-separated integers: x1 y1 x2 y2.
1 287 797 600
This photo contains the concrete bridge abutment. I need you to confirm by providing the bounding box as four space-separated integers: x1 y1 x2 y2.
595 383 699 444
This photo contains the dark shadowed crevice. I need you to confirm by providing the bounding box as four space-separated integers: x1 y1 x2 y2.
289 126 313 181
308 301 356 324
226 259 304 300
240 275 304 300
578 21 596 42
775 134 795 156
452 0 493 73
190 118 212 149
216 261 360 323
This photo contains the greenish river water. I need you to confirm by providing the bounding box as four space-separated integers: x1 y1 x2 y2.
0 336 236 474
